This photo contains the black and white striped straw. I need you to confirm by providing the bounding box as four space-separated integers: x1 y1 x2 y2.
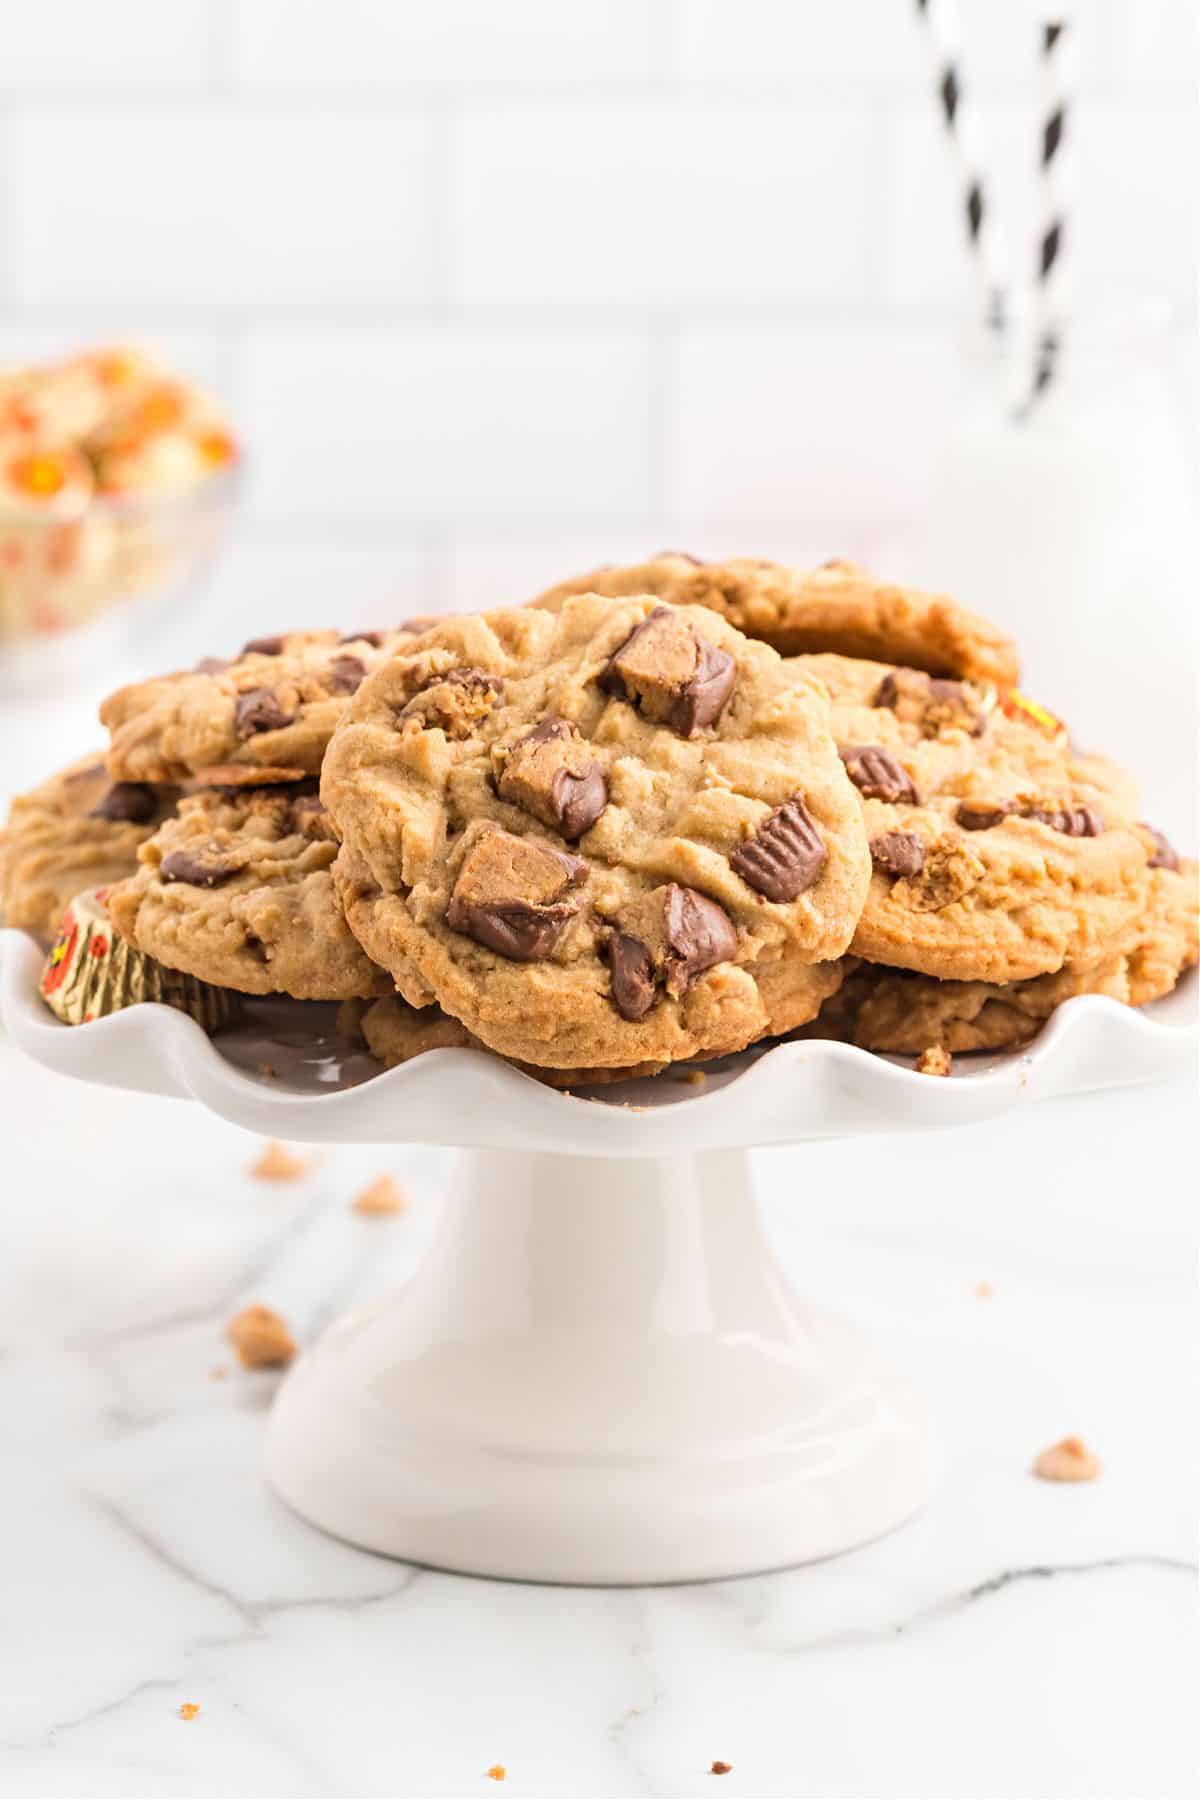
913 0 1009 335
1028 17 1075 408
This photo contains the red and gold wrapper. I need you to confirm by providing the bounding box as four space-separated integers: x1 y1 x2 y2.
40 887 235 1030
998 687 1069 745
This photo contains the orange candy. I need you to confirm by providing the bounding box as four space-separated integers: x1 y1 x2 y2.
8 452 67 498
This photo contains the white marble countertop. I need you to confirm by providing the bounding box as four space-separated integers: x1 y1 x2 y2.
1 1030 1194 1800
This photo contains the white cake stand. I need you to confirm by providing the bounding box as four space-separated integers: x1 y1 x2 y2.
3 927 1195 1584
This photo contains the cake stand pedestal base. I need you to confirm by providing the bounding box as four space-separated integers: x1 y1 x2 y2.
265 1147 938 1584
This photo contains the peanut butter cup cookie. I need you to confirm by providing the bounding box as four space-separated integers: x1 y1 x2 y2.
533 554 1020 686
1 753 177 940
322 596 866 1071
811 841 1197 1055
100 624 430 784
107 784 389 1000
796 652 1151 984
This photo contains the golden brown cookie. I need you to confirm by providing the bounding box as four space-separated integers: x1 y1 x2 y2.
532 554 1020 686
354 994 670 1088
794 652 1150 984
1 752 177 940
100 625 429 783
322 596 866 1071
107 783 389 1000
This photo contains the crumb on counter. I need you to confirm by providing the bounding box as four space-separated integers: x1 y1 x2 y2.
1033 1435 1102 1482
974 1280 994 1298
671 1068 708 1085
711 1761 733 1775
179 1703 200 1721
209 1364 228 1380
227 1303 297 1369
352 1173 408 1215
915 1044 952 1077
251 1139 308 1181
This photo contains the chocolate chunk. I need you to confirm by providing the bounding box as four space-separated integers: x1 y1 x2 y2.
496 718 608 841
870 830 926 878
234 688 296 738
1025 804 1104 837
660 885 737 996
839 745 920 805
600 608 735 736
194 656 233 675
398 613 442 634
90 781 159 825
608 933 657 1020
955 800 1010 830
340 629 385 647
326 653 367 695
445 829 587 962
160 848 239 888
403 667 503 738
1143 823 1180 871
730 795 827 901
241 635 286 657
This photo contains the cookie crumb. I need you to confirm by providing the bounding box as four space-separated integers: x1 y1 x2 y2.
210 1364 228 1380
251 1139 307 1181
227 1304 297 1369
257 1061 278 1079
486 1766 506 1782
974 1281 994 1299
711 1762 732 1776
179 1703 200 1721
1033 1435 1101 1482
353 1173 408 1215
672 1068 708 1085
916 1044 952 1077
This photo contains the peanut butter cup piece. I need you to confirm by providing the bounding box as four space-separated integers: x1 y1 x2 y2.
1025 803 1104 837
1143 823 1180 871
874 668 989 737
839 745 920 805
241 634 286 658
445 827 587 962
955 799 1010 830
494 718 608 841
600 607 734 735
234 688 296 738
730 795 827 901
90 781 160 825
403 667 503 738
606 883 736 1019
326 654 368 695
159 847 242 888
870 830 926 878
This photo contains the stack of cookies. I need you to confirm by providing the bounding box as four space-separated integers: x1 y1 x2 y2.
3 556 1195 1082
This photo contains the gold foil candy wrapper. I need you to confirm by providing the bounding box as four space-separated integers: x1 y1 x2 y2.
40 887 235 1030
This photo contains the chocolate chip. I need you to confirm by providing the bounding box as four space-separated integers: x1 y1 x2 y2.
660 885 737 996
160 849 238 888
194 656 233 675
839 745 920 805
496 718 608 841
90 782 159 825
955 800 1010 830
600 608 735 736
1143 823 1180 871
234 688 295 738
730 795 827 901
608 933 657 1020
1026 804 1104 837
326 654 367 695
241 635 286 657
870 830 926 878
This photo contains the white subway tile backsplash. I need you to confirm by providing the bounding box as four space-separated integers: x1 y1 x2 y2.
241 327 654 523
11 108 434 306
233 0 656 87
453 99 872 305
670 323 964 531
0 1 212 91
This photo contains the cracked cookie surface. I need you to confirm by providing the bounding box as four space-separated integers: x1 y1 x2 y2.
795 651 1151 983
100 624 432 783
1 753 177 940
107 784 390 999
322 595 866 1070
532 554 1020 686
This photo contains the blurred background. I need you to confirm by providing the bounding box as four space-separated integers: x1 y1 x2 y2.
0 0 1196 809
